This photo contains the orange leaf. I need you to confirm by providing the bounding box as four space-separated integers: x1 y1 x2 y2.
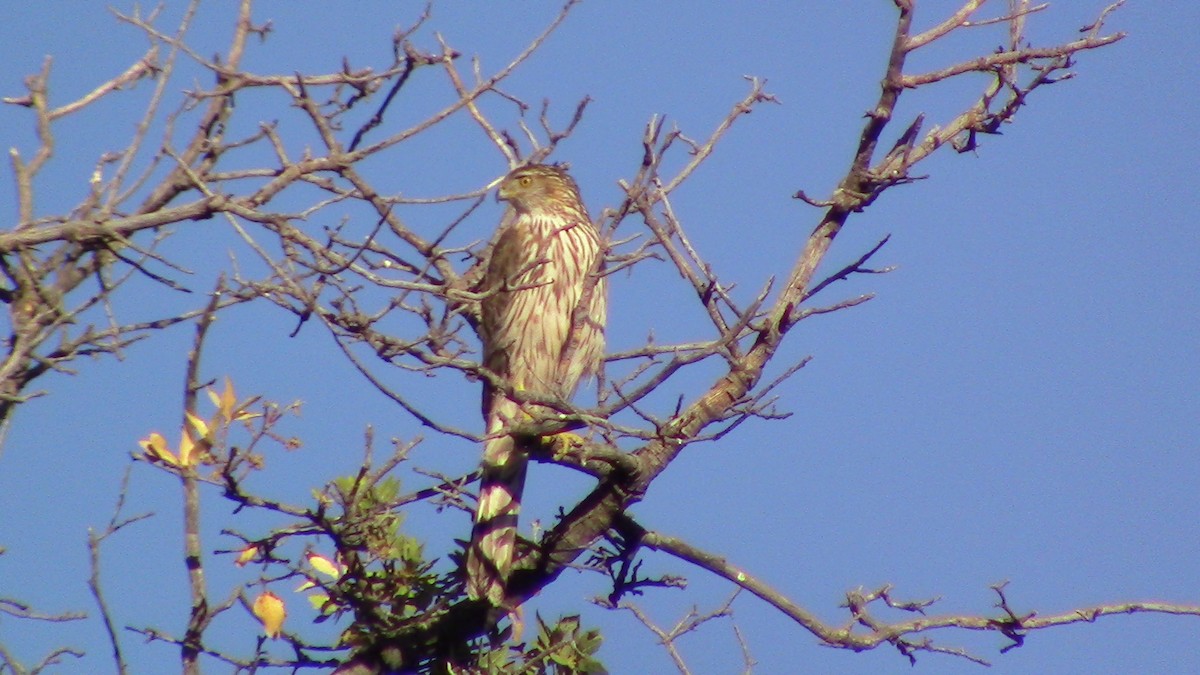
252 591 286 639
222 377 242 418
138 432 179 466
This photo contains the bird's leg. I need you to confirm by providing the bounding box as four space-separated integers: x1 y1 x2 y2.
540 430 586 461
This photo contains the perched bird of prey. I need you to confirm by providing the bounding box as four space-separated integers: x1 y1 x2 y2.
466 164 607 608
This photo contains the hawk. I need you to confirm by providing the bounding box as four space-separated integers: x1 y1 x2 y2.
465 164 607 608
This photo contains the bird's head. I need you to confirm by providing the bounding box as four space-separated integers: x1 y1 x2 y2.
496 164 580 214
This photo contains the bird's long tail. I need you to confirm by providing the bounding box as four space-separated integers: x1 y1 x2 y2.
466 401 528 607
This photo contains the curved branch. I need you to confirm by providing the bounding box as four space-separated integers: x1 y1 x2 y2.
641 528 1200 666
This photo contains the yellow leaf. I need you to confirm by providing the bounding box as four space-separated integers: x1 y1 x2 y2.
295 578 316 592
221 377 240 418
232 398 262 422
139 432 179 466
306 552 342 580
206 387 222 412
252 591 286 639
306 593 333 614
178 427 195 466
221 376 235 405
209 377 262 422
235 545 259 567
181 411 217 466
185 411 211 442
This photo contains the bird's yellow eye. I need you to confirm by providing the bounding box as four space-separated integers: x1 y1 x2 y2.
518 176 533 187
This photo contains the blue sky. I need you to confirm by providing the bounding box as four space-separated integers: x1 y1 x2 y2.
1 2 1197 673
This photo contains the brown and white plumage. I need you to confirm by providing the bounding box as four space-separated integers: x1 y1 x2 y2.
466 164 607 607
